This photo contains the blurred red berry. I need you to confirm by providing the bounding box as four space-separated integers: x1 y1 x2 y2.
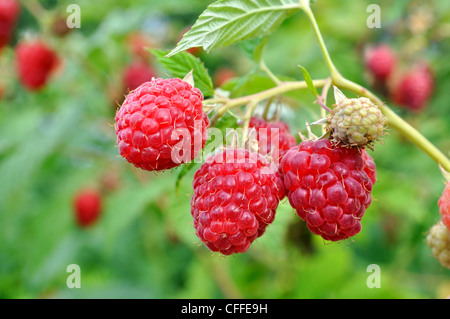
73 189 103 227
51 15 72 37
391 63 434 112
365 44 396 80
0 0 20 51
126 31 153 61
15 40 60 91
122 61 157 92
439 181 450 230
214 67 236 87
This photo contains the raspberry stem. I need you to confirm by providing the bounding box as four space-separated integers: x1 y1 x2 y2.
260 59 282 86
300 2 341 80
300 2 450 172
241 101 258 145
207 79 327 125
205 2 450 172
334 77 450 172
319 78 332 134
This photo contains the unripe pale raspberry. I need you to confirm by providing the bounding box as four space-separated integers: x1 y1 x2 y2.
248 117 297 163
0 0 21 51
438 181 450 230
365 44 396 80
326 97 386 149
191 148 285 255
15 40 60 91
281 139 376 241
115 78 209 171
391 64 434 112
427 221 450 269
73 189 103 227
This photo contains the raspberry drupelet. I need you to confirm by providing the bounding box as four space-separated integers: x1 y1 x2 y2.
281 139 376 241
115 78 209 171
248 116 297 164
191 148 285 255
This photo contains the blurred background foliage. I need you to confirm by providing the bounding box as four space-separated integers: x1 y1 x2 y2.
0 0 449 299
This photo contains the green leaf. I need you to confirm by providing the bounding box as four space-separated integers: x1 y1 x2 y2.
151 49 214 97
239 36 268 62
298 65 318 97
167 0 302 57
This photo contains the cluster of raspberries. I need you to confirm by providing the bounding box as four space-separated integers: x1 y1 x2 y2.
0 0 61 92
365 44 434 112
114 77 381 255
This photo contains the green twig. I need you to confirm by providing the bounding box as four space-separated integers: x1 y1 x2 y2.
260 60 282 86
334 77 450 172
241 101 258 145
300 2 450 172
208 79 327 125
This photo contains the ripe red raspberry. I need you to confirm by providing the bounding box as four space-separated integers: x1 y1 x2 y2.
248 117 297 164
365 44 396 80
15 40 60 91
391 63 434 112
126 31 153 61
281 139 376 241
123 61 157 92
438 181 450 230
73 189 103 227
214 67 236 87
0 0 20 51
191 148 285 255
115 77 209 171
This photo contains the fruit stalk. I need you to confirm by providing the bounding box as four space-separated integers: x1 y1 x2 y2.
207 79 327 125
335 77 450 172
301 3 450 172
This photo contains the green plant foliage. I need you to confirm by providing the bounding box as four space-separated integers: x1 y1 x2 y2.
152 49 215 97
0 0 449 301
167 0 302 56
